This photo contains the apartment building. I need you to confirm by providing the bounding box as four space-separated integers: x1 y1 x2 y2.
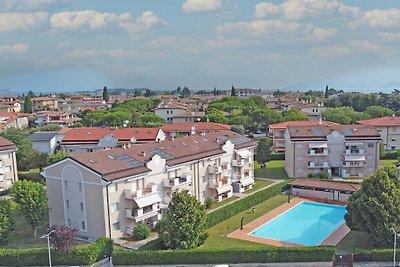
161 122 231 139
41 131 256 240
268 120 337 152
357 116 400 150
285 124 380 178
155 103 187 123
32 97 59 111
0 136 18 191
34 111 81 127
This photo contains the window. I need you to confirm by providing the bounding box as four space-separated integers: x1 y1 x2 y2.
68 218 71 226
202 161 205 167
202 176 207 183
391 146 396 150
111 203 119 212
86 148 94 153
368 143 374 148
4 167 11 172
78 182 82 192
202 191 206 199
112 222 120 230
166 110 169 114
189 164 193 171
80 202 84 211
171 110 173 114
0 175 4 181
81 221 85 230
64 181 68 190
109 183 117 192
66 199 69 209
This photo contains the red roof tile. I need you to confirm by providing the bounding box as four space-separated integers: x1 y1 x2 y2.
269 120 338 129
357 116 400 127
161 122 231 132
289 179 361 192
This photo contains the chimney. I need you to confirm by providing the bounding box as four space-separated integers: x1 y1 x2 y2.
127 143 131 149
216 138 219 143
141 151 146 157
171 136 175 141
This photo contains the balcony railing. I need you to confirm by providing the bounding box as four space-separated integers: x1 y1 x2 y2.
308 162 330 168
343 149 365 155
208 165 222 173
343 162 365 168
124 184 158 200
209 177 231 188
162 174 192 188
232 159 244 167
308 150 329 156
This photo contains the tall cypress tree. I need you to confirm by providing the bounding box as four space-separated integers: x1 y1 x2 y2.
325 85 329 98
231 86 236 96
23 95 33 113
102 86 110 103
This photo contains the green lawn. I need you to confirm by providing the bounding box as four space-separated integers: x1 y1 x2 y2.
254 160 289 179
243 179 273 194
200 194 287 249
336 231 376 253
208 196 240 211
379 159 398 169
0 208 48 248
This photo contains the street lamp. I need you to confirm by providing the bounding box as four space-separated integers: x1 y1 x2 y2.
40 229 55 267
390 228 400 267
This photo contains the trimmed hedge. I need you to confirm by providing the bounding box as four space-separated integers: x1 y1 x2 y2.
271 153 285 160
354 248 399 262
113 246 335 265
0 237 112 266
380 149 400 159
207 180 290 227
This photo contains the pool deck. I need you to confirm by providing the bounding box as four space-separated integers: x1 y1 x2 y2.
227 197 350 247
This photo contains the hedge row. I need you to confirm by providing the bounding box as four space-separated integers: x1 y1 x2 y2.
380 149 400 159
207 180 290 227
271 153 285 160
113 246 335 265
0 237 113 266
354 248 399 262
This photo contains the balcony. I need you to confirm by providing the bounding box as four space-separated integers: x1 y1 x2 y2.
162 174 192 188
221 162 230 171
209 176 231 189
124 184 158 199
343 149 365 155
308 149 329 156
208 165 222 173
343 162 365 168
308 162 330 168
232 159 245 167
125 207 160 222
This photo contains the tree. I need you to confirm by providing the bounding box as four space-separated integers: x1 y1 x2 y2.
23 95 33 113
49 225 78 252
231 125 245 135
231 86 236 96
47 150 68 165
133 224 150 240
345 166 400 246
283 107 308 121
10 180 48 238
182 87 191 97
27 90 36 98
0 200 15 244
365 105 394 118
213 86 217 97
255 137 272 168
325 85 329 99
158 190 208 249
102 86 110 103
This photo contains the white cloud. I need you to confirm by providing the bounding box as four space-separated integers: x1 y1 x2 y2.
0 43 30 55
217 19 301 36
378 32 400 42
66 49 139 59
204 38 252 48
50 10 130 30
182 0 222 13
0 12 48 32
313 45 352 57
255 0 359 20
148 36 177 47
348 40 385 53
351 9 400 29
255 2 280 18
119 11 165 34
313 40 385 57
309 28 337 42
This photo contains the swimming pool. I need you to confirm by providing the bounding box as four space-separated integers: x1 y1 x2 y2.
249 201 347 246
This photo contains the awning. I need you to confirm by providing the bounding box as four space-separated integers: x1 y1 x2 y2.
345 142 364 146
308 143 328 148
135 210 159 223
344 155 366 162
236 150 251 158
216 184 233 194
239 178 254 187
134 194 162 208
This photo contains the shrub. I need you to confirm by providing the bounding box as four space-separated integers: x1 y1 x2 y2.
319 170 330 179
112 246 335 265
307 173 317 178
354 249 400 262
381 149 400 159
270 153 285 160
205 196 215 209
133 224 151 240
207 181 289 228
0 237 113 266
50 225 78 252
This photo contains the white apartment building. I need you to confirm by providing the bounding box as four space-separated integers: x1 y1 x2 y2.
0 136 18 191
357 116 400 150
285 124 380 179
41 131 256 240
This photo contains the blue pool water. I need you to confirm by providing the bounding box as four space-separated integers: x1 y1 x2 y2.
249 202 347 246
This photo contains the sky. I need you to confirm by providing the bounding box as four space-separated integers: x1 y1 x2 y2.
1 0 400 93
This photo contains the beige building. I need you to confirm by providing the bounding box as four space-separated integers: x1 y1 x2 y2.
285 124 380 179
0 136 18 191
32 97 59 111
41 131 256 240
357 116 400 151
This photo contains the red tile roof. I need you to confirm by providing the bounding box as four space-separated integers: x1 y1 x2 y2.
289 179 361 192
61 127 160 143
0 136 16 151
269 120 338 129
161 122 231 132
357 116 400 127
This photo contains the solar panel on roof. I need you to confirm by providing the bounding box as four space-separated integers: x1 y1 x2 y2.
311 127 324 137
230 137 249 145
343 128 354 136
110 154 143 167
149 147 174 160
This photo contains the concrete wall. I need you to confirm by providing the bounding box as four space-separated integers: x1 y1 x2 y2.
291 187 351 202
